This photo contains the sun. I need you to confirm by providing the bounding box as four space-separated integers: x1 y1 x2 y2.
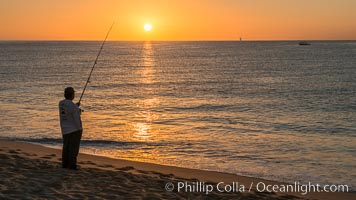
144 23 152 31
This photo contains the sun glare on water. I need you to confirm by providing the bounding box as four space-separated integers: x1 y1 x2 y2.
144 23 152 31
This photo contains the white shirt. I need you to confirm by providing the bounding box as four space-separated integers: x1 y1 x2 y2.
59 99 82 135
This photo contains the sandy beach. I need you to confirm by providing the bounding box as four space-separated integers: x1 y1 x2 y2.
1 0 356 198
0 140 353 199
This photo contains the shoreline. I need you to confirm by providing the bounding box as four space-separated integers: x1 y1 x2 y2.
0 139 354 199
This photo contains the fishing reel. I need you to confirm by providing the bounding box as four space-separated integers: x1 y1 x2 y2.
76 102 84 113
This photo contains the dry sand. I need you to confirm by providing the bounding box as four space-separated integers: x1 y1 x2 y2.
0 140 354 199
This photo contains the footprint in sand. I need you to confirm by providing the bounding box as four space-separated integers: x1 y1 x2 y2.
11 154 23 159
136 169 149 174
22 152 38 157
99 164 114 168
41 154 57 159
159 173 175 179
78 161 97 165
8 150 20 154
146 171 174 178
116 166 135 171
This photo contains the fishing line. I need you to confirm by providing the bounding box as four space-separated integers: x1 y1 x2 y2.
78 22 115 104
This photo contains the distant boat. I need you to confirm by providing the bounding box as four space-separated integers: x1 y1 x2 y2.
299 41 311 45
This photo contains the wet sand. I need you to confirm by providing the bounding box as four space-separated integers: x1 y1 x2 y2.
0 140 353 199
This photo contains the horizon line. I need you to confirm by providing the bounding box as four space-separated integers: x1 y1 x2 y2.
1 39 356 42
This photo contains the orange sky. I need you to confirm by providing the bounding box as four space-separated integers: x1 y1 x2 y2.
1 0 355 40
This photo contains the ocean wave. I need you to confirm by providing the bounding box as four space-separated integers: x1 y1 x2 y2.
2 137 153 148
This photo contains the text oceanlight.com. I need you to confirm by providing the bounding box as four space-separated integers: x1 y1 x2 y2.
165 181 349 195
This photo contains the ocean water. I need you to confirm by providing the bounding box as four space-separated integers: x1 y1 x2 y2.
0 41 355 190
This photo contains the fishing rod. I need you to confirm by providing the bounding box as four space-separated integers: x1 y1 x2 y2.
78 22 115 104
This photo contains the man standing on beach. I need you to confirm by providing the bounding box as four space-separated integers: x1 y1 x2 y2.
59 87 82 170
